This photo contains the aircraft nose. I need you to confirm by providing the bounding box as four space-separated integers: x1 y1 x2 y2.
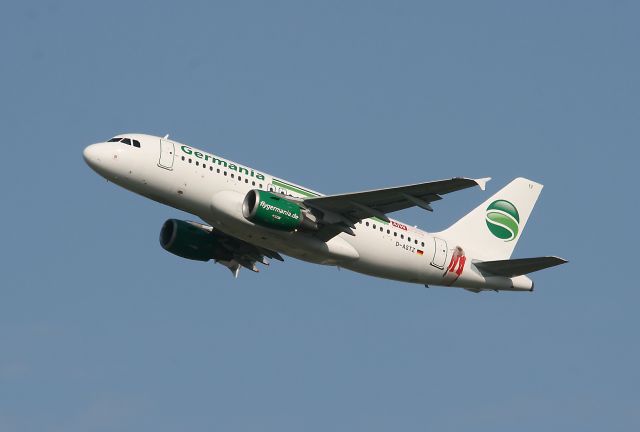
83 144 96 162
83 143 104 170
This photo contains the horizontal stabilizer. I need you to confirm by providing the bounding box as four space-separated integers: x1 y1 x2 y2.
475 256 568 277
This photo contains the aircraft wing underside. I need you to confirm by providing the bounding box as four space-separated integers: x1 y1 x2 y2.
189 221 283 277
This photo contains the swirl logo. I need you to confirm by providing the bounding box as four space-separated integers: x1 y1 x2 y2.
485 200 520 241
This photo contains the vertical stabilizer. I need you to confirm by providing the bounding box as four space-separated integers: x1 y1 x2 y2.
436 178 543 260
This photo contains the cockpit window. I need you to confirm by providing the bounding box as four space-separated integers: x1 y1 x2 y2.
107 137 140 147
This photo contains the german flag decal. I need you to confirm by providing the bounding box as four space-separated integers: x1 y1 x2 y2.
416 250 424 256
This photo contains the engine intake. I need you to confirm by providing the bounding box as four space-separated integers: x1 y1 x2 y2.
159 219 231 262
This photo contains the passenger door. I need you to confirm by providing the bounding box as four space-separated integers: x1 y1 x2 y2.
158 138 175 170
430 237 448 270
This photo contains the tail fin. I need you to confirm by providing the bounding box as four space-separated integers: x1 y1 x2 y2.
436 177 543 260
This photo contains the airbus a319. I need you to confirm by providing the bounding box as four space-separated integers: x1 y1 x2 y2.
83 134 566 293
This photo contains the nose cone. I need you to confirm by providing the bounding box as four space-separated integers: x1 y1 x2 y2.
83 143 107 173
83 144 97 165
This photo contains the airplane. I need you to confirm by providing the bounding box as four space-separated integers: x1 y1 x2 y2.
83 133 566 293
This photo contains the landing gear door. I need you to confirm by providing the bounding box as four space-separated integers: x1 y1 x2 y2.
430 237 448 269
158 139 175 170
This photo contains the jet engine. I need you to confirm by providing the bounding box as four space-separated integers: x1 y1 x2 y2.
159 219 231 261
242 190 318 231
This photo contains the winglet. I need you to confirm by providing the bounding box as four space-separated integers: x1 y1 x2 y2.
474 177 491 191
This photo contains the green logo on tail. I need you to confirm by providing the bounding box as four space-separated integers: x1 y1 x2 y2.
486 200 520 241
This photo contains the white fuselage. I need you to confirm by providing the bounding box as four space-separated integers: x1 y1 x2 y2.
83 134 532 291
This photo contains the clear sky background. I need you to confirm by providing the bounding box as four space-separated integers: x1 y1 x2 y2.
1 1 638 431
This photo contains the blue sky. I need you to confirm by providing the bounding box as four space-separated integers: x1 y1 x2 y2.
1 1 638 431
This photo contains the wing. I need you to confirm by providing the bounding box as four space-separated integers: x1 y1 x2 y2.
302 177 490 240
187 221 283 277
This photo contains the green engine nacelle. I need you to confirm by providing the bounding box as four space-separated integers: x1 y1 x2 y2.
159 219 231 262
242 190 317 231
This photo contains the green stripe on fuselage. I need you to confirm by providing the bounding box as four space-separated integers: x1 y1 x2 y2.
272 179 319 198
